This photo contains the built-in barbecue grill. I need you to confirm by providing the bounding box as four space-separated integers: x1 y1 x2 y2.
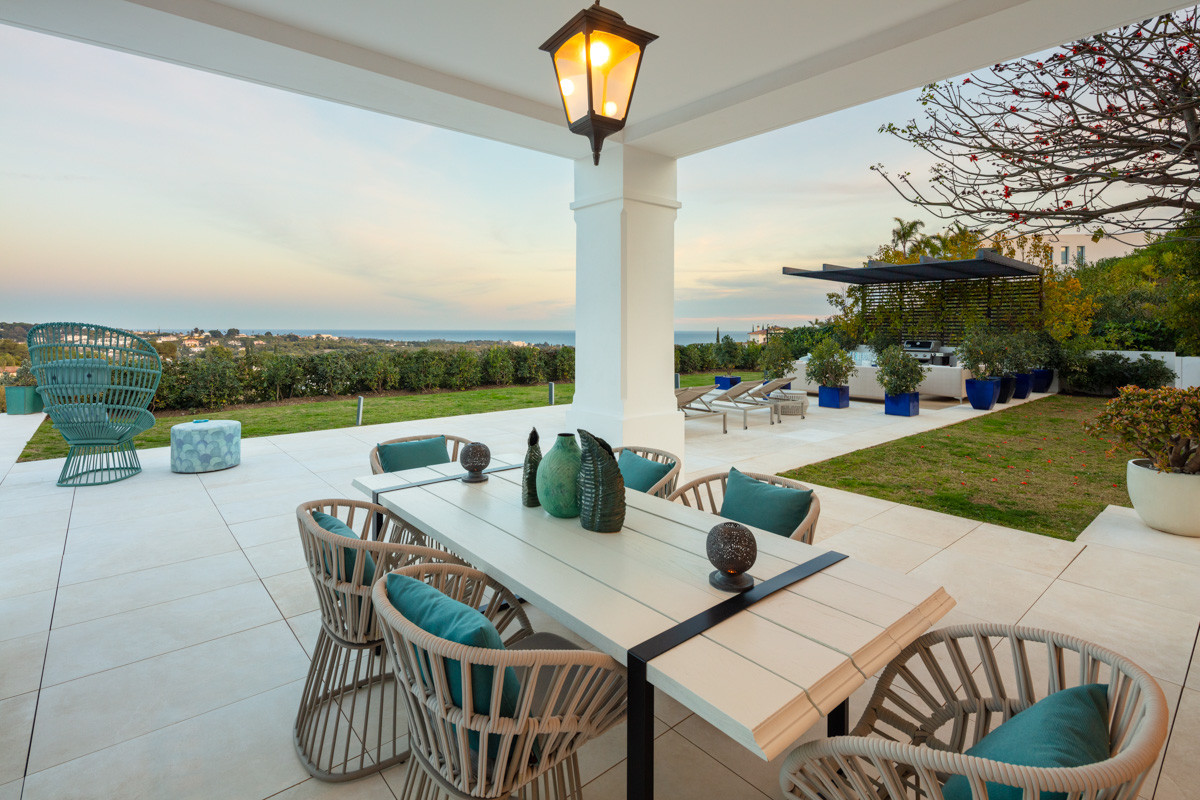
902 339 949 366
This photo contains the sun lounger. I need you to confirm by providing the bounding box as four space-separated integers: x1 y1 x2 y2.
700 381 776 430
735 376 802 422
677 384 727 433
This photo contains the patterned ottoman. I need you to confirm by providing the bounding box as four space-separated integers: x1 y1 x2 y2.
170 419 241 473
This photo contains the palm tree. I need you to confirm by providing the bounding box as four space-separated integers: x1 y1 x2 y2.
890 218 925 257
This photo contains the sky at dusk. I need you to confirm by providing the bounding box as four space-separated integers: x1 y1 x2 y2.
0 24 944 333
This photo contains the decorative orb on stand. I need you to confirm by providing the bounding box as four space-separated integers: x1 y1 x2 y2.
706 521 757 592
459 442 491 483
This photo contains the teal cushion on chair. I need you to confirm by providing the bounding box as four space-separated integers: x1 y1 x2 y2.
719 467 813 537
618 450 674 493
386 573 520 757
312 510 376 585
377 436 451 473
941 683 1111 800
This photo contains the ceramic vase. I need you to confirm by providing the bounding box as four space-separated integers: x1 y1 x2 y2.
576 429 625 533
536 433 581 518
522 428 542 507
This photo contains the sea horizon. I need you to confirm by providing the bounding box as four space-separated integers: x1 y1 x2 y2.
224 329 751 347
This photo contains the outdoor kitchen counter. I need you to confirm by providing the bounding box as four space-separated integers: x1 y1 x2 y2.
792 361 967 400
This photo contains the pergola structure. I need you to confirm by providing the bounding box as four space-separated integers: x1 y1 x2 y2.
0 0 1187 458
783 249 1043 345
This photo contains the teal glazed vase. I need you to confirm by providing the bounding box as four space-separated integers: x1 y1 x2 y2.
536 433 581 518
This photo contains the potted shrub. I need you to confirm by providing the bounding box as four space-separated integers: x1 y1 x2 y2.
758 336 795 389
714 335 742 391
1030 332 1056 393
956 327 1001 410
805 338 857 409
1005 331 1041 400
3 360 43 416
876 346 929 416
1086 386 1200 537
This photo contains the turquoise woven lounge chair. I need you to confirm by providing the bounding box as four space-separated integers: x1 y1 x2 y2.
27 322 162 487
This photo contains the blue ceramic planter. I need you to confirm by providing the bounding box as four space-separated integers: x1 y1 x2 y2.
818 385 849 409
715 375 742 390
1013 373 1032 399
965 378 998 410
1031 369 1054 393
884 392 920 416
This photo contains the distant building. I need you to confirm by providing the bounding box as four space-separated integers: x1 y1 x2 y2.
182 338 201 347
1041 232 1135 266
747 325 788 345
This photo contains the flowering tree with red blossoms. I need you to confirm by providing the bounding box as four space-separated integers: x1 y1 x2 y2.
873 9 1200 243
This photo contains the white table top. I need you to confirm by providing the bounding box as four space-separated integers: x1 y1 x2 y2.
353 464 954 761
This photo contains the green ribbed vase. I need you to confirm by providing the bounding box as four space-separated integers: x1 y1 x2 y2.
577 429 625 533
536 433 581 518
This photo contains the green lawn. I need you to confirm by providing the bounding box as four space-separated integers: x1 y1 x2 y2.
782 395 1131 541
18 383 575 462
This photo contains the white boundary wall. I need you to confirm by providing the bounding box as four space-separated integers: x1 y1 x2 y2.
1093 350 1200 390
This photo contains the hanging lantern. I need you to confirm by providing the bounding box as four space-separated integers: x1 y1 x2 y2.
540 2 657 165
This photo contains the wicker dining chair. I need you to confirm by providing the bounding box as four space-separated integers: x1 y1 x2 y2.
294 498 469 782
667 470 821 544
370 434 474 475
372 562 628 800
27 322 162 487
780 623 1169 800
611 445 682 498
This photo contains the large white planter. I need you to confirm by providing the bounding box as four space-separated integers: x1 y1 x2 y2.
1126 459 1200 537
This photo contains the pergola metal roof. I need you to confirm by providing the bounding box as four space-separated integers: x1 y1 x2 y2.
782 249 1041 285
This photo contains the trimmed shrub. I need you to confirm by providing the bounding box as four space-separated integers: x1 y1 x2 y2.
512 346 544 384
481 346 515 385
442 349 481 390
404 349 444 391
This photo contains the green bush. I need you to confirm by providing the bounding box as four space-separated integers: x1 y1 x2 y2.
1068 352 1176 396
554 346 575 382
260 353 305 401
759 337 794 380
876 346 928 396
305 352 353 396
481 346 515 385
442 350 481 390
804 338 857 387
512 346 544 384
404 349 445 391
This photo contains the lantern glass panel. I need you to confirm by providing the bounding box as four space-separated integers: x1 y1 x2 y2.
553 32 589 123
588 30 641 119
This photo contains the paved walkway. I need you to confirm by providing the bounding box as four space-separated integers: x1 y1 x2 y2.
0 398 1195 800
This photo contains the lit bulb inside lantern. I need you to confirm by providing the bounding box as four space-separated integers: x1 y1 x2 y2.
603 100 617 116
590 40 610 66
560 78 575 97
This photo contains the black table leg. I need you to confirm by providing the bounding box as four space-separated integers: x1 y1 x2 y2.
627 656 655 800
827 697 849 737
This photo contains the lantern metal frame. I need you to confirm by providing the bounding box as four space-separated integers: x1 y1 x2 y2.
539 2 658 164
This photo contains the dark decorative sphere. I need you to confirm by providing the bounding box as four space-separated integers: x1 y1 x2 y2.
460 442 491 483
706 521 757 592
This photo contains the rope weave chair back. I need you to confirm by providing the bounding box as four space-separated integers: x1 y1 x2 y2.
293 499 468 782
27 322 162 486
780 623 1169 800
373 563 628 799
611 445 682 498
369 434 474 475
667 470 821 544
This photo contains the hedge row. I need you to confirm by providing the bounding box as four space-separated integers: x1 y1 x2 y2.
154 345 575 411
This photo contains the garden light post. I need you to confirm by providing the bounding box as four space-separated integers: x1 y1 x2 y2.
540 2 657 165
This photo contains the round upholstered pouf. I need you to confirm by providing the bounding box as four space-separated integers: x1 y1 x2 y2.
170 419 241 473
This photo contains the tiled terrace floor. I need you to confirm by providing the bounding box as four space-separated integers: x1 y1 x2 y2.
1 394 1196 800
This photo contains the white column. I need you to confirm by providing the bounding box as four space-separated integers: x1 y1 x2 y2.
566 143 684 462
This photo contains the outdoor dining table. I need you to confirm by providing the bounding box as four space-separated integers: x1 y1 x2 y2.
353 460 955 800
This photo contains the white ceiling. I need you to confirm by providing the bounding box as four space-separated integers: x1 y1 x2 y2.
0 0 1189 160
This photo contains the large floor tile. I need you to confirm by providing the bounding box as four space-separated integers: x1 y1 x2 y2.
286 610 323 658
267 773 398 799
804 486 897 527
945 523 1083 579
908 550 1053 624
53 550 258 628
42 581 281 686
263 568 319 619
583 728 770 800
1189 635 1199 692
28 621 309 773
58 522 239 585
0 589 55 642
0 504 72 540
859 503 980 548
0 632 47 701
1019 581 1199 686
817 526 941 573
21 681 313 800
1153 687 1200 800
0 779 21 800
0 535 65 601
244 537 307 579
0 691 36 785
229 512 299 549
1076 506 1200 568
1059 544 1200 615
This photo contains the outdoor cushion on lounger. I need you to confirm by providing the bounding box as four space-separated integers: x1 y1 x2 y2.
618 449 675 493
312 510 376 584
385 573 520 756
376 435 451 473
942 683 1110 800
719 467 813 537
